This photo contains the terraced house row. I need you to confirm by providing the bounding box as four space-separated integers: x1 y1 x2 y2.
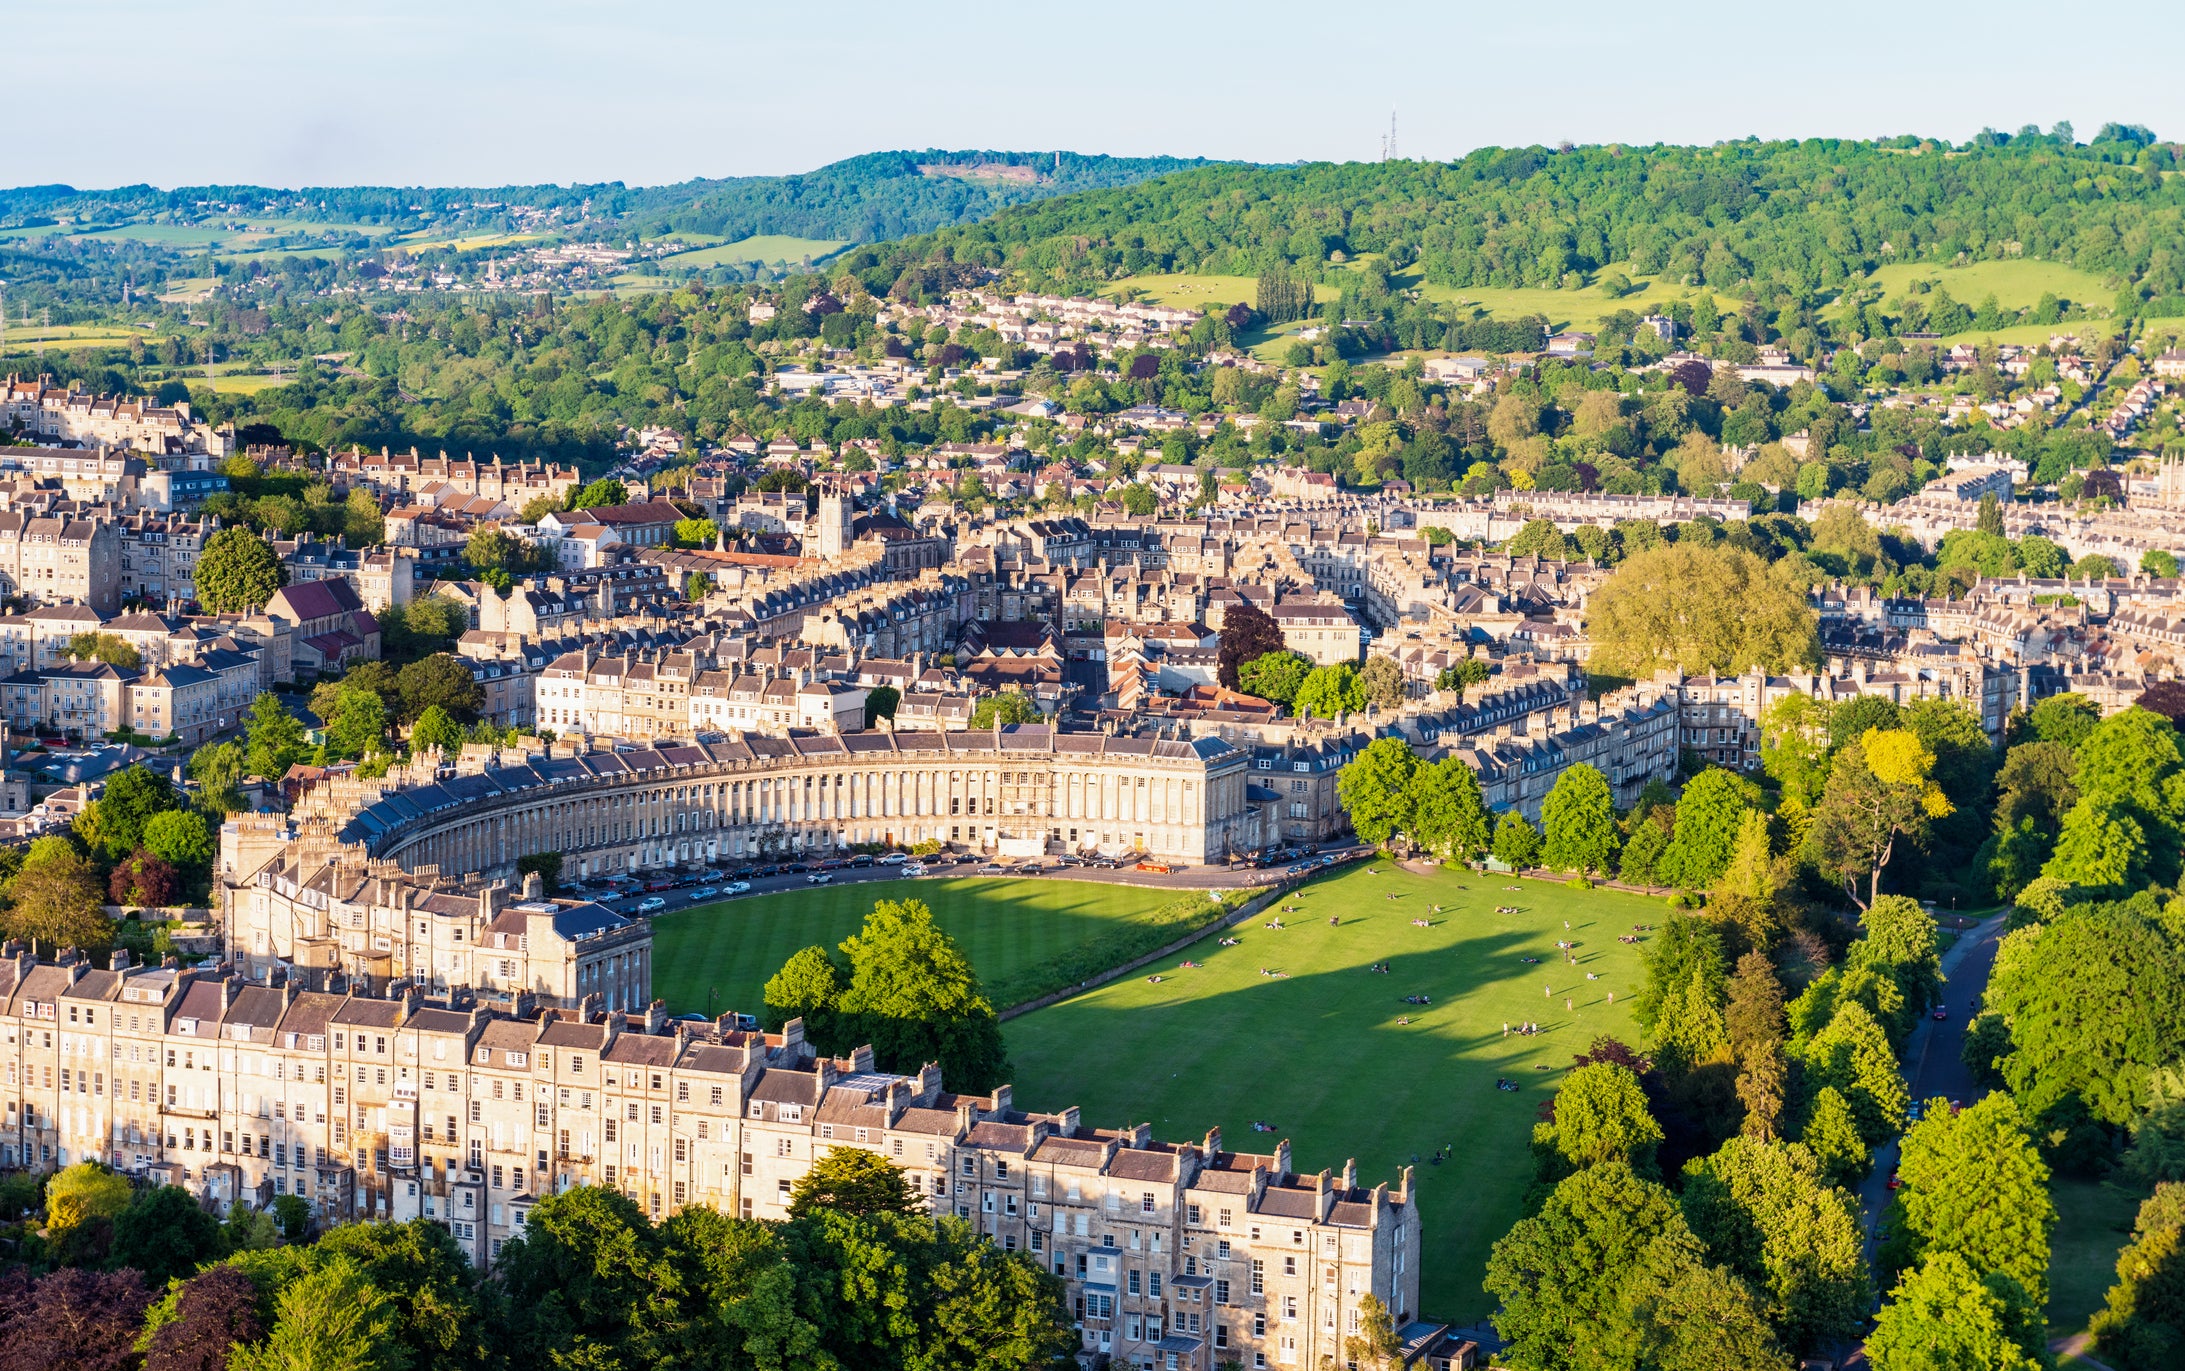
0 947 1418 1371
272 725 1267 881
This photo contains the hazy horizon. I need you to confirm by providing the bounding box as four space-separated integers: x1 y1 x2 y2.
11 0 2185 191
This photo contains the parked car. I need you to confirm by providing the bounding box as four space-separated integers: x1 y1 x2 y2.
783 862 809 875
848 854 875 868
953 853 979 865
977 863 1006 874
879 852 909 865
725 881 752 895
731 866 757 880
637 896 667 913
753 865 780 878
806 873 833 885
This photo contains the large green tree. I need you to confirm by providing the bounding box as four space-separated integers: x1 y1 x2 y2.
787 1148 925 1220
6 838 110 958
1679 1137 1870 1352
1537 1062 1665 1174
1337 737 1419 849
836 898 1009 1093
1808 729 1953 908
1889 1093 2054 1317
1799 1001 1908 1145
1486 1161 1788 1371
1984 902 2185 1126
1583 543 1820 679
2045 707 2185 889
1237 650 1311 705
1657 769 1752 890
194 527 286 613
968 691 1039 728
1541 764 1620 875
762 945 844 1038
1293 663 1366 719
396 654 486 723
2092 1183 2185 1371
1405 756 1490 861
1866 1250 2045 1371
244 692 308 779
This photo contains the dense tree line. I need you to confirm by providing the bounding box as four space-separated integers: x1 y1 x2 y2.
0 1147 1070 1371
880 127 2184 305
630 148 1209 242
1481 871 2027 1368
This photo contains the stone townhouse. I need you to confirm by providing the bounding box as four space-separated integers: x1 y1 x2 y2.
128 662 222 744
476 566 673 638
538 501 682 550
0 948 1419 1370
0 379 229 458
325 450 581 507
0 602 104 675
2 659 133 739
265 579 381 676
1434 694 1680 823
0 512 122 613
1245 739 1356 845
1271 601 1362 667
115 512 212 607
223 834 652 1013
278 534 415 612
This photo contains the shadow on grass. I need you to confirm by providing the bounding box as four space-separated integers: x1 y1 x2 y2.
1004 878 1658 1321
650 878 1245 1018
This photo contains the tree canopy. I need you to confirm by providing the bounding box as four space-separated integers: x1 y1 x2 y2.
1585 544 1820 679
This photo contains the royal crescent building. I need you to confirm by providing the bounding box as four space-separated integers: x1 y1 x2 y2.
289 724 1256 886
0 711 1408 1371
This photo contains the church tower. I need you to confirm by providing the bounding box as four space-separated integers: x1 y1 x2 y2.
815 484 851 561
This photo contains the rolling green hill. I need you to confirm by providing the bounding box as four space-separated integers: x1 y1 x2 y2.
624 149 1213 244
855 126 2185 311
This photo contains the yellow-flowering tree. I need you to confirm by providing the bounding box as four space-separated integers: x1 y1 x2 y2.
1809 728 1954 908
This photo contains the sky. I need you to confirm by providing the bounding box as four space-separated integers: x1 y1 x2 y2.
12 0 2185 190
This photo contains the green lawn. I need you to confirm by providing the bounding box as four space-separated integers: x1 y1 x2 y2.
2047 1176 2145 1345
1005 862 1658 1323
657 235 851 269
1848 259 2112 314
648 876 1244 1020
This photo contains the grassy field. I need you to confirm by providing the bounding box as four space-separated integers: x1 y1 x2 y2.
1006 862 1657 1322
0 328 149 356
1850 259 2111 313
1107 274 1328 312
659 235 851 269
2047 1176 2144 1347
1110 257 2116 353
647 876 1248 1019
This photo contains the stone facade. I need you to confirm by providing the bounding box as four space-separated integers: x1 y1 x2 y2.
0 947 1418 1370
290 727 1255 874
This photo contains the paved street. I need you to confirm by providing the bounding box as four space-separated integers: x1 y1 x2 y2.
1855 911 2011 1268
